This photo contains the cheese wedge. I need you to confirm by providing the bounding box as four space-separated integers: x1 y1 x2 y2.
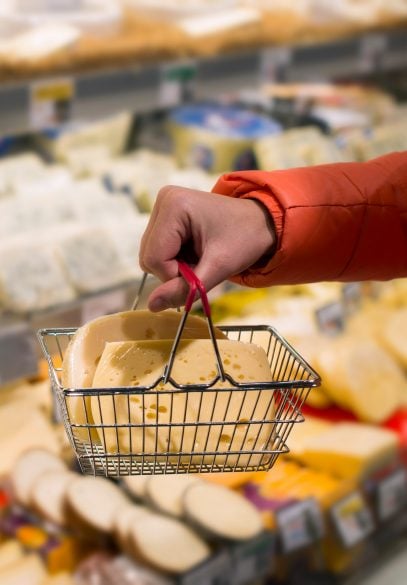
316 337 404 422
91 339 274 467
31 470 76 526
114 504 152 555
295 422 398 480
62 310 226 443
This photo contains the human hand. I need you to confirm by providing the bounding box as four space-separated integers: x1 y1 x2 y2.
139 186 276 311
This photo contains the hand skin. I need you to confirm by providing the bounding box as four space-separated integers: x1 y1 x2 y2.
139 185 276 312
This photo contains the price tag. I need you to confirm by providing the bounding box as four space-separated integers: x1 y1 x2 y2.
359 33 387 72
159 62 197 107
276 499 325 554
377 468 407 522
261 47 292 82
342 283 362 315
315 301 345 336
331 492 374 549
230 532 275 584
81 289 127 324
30 77 74 130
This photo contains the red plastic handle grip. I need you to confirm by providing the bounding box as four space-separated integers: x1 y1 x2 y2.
177 261 211 317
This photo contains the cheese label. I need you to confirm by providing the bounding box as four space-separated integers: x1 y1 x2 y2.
229 532 276 585
376 468 407 522
342 283 362 315
315 301 345 336
30 77 74 130
276 499 324 553
331 492 374 549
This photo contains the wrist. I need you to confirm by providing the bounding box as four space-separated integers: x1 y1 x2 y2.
248 199 277 266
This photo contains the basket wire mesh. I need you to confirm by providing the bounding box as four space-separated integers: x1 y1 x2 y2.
38 323 320 477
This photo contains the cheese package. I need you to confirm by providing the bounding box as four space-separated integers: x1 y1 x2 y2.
315 336 405 422
294 422 399 480
91 338 274 466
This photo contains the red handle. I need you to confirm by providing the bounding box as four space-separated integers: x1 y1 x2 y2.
177 261 211 317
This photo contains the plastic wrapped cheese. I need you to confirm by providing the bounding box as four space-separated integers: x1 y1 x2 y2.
91 338 274 466
294 422 399 480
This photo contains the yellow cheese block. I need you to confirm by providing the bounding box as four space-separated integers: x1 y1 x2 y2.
295 422 398 480
91 339 274 467
316 336 404 422
286 416 333 458
379 307 407 370
62 309 226 443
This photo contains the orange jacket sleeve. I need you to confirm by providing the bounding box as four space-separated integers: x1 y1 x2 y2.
213 151 407 287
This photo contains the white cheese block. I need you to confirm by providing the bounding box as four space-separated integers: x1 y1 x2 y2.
104 216 149 279
0 554 46 585
66 476 129 534
31 470 76 526
0 541 24 572
294 422 399 480
91 338 274 467
183 482 263 541
0 23 80 61
55 227 130 294
11 448 66 506
0 240 75 313
129 513 210 574
146 475 202 518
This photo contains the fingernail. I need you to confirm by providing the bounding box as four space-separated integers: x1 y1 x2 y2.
149 297 169 312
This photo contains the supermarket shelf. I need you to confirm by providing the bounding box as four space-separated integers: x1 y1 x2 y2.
0 27 406 136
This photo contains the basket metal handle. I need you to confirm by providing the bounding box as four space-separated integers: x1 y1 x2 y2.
163 261 226 384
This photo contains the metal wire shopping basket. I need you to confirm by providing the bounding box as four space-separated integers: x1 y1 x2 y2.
38 262 321 477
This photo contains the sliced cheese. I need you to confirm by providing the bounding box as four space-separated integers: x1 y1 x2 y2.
129 513 210 574
91 339 274 467
66 476 128 534
122 475 149 499
295 422 399 480
316 337 404 422
10 448 66 506
62 309 226 444
31 470 76 526
0 541 24 572
146 475 201 518
114 503 152 554
183 482 263 541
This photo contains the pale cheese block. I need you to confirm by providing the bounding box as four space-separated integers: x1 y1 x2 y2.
0 541 24 572
287 416 333 458
183 483 263 541
91 339 274 467
62 310 226 443
295 422 399 480
0 554 46 585
31 470 76 526
66 476 129 535
11 449 66 507
379 308 407 370
146 475 202 518
316 337 404 422
129 513 210 574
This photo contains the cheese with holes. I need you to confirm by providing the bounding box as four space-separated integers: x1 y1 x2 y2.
295 422 398 480
62 310 226 443
91 338 274 466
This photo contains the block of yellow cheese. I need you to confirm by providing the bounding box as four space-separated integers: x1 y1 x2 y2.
62 309 226 442
286 416 333 458
91 339 274 467
316 337 404 422
295 422 399 480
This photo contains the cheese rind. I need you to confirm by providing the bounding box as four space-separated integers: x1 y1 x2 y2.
91 338 274 466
